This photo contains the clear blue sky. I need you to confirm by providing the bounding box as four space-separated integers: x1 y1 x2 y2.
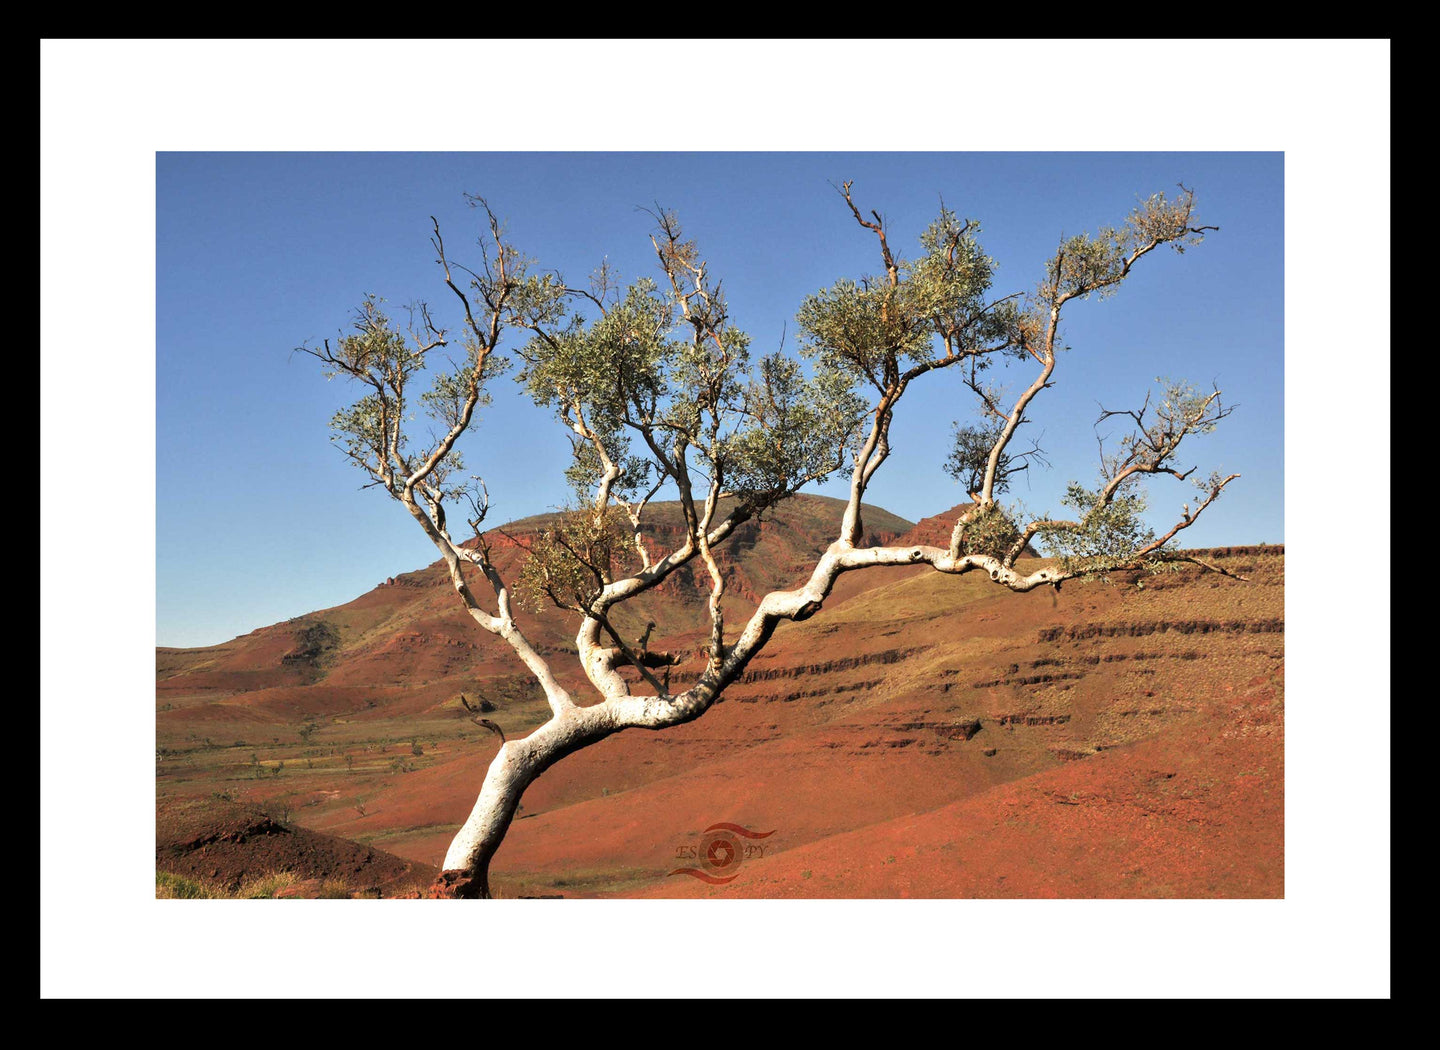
156 152 1284 648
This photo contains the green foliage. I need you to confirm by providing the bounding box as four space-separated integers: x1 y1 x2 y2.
795 275 923 380
1042 481 1157 574
155 872 212 899
310 188 1227 631
725 353 866 508
510 255 865 517
420 345 508 432
1048 230 1131 303
282 620 339 668
516 506 635 613
956 502 1023 561
320 296 413 382
912 209 1019 350
944 422 1010 497
1132 378 1228 461
1040 190 1208 305
796 207 1014 388
323 298 417 476
156 870 355 900
514 278 671 504
316 197 1036 583
315 282 510 509
1127 192 1207 253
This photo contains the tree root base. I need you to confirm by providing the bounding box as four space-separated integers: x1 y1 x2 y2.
426 869 489 899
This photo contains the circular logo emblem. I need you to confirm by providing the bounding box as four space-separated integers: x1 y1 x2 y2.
700 829 743 878
668 823 775 885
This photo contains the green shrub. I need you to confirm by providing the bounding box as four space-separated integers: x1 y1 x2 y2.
155 872 213 899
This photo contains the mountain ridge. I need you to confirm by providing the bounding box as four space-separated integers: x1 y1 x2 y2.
155 493 1284 899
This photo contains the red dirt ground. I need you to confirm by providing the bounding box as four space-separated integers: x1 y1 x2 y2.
156 496 1283 899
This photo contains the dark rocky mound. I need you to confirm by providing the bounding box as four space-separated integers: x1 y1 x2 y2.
157 795 437 897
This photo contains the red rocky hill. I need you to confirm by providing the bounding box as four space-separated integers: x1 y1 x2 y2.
156 495 1282 899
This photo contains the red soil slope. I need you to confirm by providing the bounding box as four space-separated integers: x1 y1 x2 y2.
157 494 1282 899
478 548 1284 898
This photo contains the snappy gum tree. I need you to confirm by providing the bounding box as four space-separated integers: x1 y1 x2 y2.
302 184 1239 898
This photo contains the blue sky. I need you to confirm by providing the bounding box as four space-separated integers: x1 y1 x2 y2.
156 151 1283 648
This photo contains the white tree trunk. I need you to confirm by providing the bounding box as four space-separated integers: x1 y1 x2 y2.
438 747 529 898
437 706 626 897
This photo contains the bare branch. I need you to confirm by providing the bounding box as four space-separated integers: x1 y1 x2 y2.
593 613 671 696
838 180 898 284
